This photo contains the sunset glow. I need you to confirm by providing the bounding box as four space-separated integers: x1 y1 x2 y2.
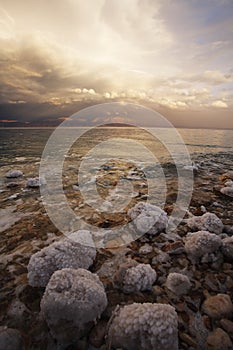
0 0 232 128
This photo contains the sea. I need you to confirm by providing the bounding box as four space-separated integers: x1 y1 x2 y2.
0 127 233 168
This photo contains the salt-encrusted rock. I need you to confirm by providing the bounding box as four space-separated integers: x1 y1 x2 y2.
225 180 233 187
185 231 222 261
202 294 233 320
5 170 23 178
108 303 178 350
0 327 24 350
26 177 46 188
28 230 96 287
200 250 224 269
114 261 157 293
165 273 191 296
152 249 170 264
124 264 157 293
187 212 223 234
128 202 168 235
220 186 233 198
221 237 233 261
206 328 233 350
41 268 107 346
139 244 153 254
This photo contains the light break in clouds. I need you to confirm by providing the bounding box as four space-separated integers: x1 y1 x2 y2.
0 0 232 128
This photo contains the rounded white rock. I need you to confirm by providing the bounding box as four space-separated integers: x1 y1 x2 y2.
165 272 191 296
108 303 178 350
128 202 168 235
27 230 96 287
185 231 222 261
40 268 107 346
122 264 157 293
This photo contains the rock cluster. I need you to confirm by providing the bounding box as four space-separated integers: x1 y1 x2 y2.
187 212 223 234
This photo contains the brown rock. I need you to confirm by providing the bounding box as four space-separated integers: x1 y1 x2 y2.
179 332 197 348
89 320 108 348
163 241 185 255
202 294 233 320
220 319 233 338
0 327 24 350
220 172 233 181
206 328 233 350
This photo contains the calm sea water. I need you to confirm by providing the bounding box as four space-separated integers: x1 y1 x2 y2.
0 127 233 167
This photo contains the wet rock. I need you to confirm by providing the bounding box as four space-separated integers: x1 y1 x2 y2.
206 328 233 350
5 170 23 178
40 268 107 346
107 303 178 350
165 273 191 296
0 326 24 350
202 294 233 320
27 230 96 287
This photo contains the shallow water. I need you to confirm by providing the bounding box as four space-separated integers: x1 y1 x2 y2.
0 127 232 166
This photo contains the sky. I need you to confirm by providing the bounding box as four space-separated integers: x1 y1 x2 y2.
0 0 232 128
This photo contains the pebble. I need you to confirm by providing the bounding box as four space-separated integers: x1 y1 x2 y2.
0 327 24 350
202 294 233 319
165 273 191 296
221 237 233 261
206 328 233 350
139 244 153 254
5 170 23 178
220 319 233 338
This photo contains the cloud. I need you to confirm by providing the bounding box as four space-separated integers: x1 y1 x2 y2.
212 100 228 108
0 119 18 122
0 0 232 127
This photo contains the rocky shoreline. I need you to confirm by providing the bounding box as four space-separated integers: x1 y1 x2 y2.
0 152 233 349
